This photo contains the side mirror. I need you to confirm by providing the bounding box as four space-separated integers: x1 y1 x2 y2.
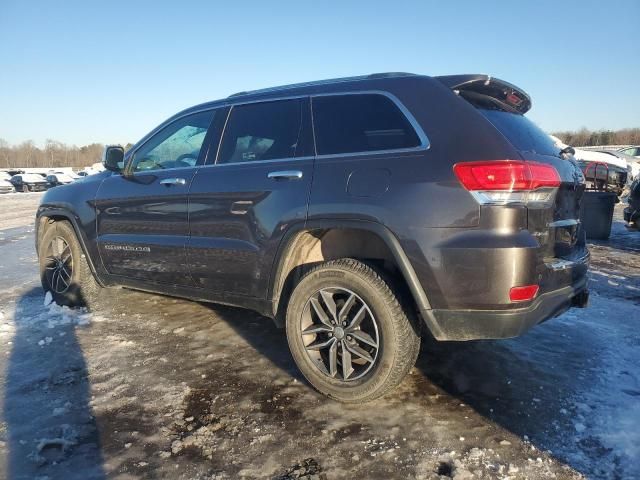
102 145 125 172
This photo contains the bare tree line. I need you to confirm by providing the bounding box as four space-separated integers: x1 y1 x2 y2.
0 138 107 169
0 139 135 170
552 128 640 148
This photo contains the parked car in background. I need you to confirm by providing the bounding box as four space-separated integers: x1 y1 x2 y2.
36 72 590 402
0 171 13 182
0 179 16 194
10 173 48 192
597 150 640 181
619 145 640 158
549 137 628 195
574 149 628 195
46 173 77 188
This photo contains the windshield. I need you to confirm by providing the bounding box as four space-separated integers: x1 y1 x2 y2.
478 109 559 157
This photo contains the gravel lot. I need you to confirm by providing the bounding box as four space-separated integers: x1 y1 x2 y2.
0 192 638 480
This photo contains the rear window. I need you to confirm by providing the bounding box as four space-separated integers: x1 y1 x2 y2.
478 109 559 157
312 94 421 155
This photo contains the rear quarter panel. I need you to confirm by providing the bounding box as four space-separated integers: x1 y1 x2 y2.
307 76 522 309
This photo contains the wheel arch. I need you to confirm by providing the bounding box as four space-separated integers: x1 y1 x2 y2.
36 208 104 286
269 220 440 335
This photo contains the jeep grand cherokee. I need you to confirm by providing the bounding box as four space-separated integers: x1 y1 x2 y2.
35 73 589 402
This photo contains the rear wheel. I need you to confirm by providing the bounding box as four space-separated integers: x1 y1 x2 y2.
286 258 420 402
38 220 102 308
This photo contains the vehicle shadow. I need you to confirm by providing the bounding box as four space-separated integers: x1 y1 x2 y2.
3 287 105 480
413 325 618 478
200 302 306 383
197 296 608 477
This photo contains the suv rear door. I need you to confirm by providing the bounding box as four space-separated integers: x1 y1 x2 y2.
95 109 216 284
186 97 314 298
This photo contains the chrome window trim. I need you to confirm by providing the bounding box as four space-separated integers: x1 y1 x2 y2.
310 90 430 159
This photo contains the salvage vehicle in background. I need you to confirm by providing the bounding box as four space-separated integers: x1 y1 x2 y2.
574 149 628 196
596 149 640 182
10 173 48 192
35 73 590 402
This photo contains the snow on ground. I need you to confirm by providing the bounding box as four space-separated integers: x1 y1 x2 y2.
0 195 638 479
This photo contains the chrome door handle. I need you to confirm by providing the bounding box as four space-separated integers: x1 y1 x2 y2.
267 170 303 180
160 177 186 186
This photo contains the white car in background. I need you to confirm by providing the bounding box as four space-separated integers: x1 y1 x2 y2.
618 145 640 158
597 150 640 182
0 179 16 194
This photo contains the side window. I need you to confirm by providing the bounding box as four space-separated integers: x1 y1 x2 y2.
131 110 215 173
312 94 421 155
217 99 301 164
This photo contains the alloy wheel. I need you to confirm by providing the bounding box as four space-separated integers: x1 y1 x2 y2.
44 236 73 294
300 287 380 381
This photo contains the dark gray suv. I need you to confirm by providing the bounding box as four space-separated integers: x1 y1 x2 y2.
35 73 589 402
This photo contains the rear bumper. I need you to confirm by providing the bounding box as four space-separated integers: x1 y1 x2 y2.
422 271 589 341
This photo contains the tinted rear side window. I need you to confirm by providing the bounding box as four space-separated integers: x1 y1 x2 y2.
218 99 302 164
312 94 421 155
478 109 559 157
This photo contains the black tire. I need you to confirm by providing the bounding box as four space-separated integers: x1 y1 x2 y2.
38 220 102 309
285 258 420 403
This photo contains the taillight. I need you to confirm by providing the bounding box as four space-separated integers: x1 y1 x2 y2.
453 160 560 206
509 284 539 302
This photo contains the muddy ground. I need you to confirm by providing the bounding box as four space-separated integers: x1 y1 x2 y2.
0 192 638 480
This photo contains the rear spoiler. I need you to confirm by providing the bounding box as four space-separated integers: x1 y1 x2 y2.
436 74 532 114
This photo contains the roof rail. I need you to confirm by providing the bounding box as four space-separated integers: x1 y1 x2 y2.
228 72 417 98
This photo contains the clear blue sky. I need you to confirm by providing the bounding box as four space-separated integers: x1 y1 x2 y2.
1 0 638 147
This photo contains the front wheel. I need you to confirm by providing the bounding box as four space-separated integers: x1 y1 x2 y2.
286 258 420 403
38 220 102 309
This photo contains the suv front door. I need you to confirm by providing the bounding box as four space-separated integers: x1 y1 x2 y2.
95 109 216 284
187 97 314 298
